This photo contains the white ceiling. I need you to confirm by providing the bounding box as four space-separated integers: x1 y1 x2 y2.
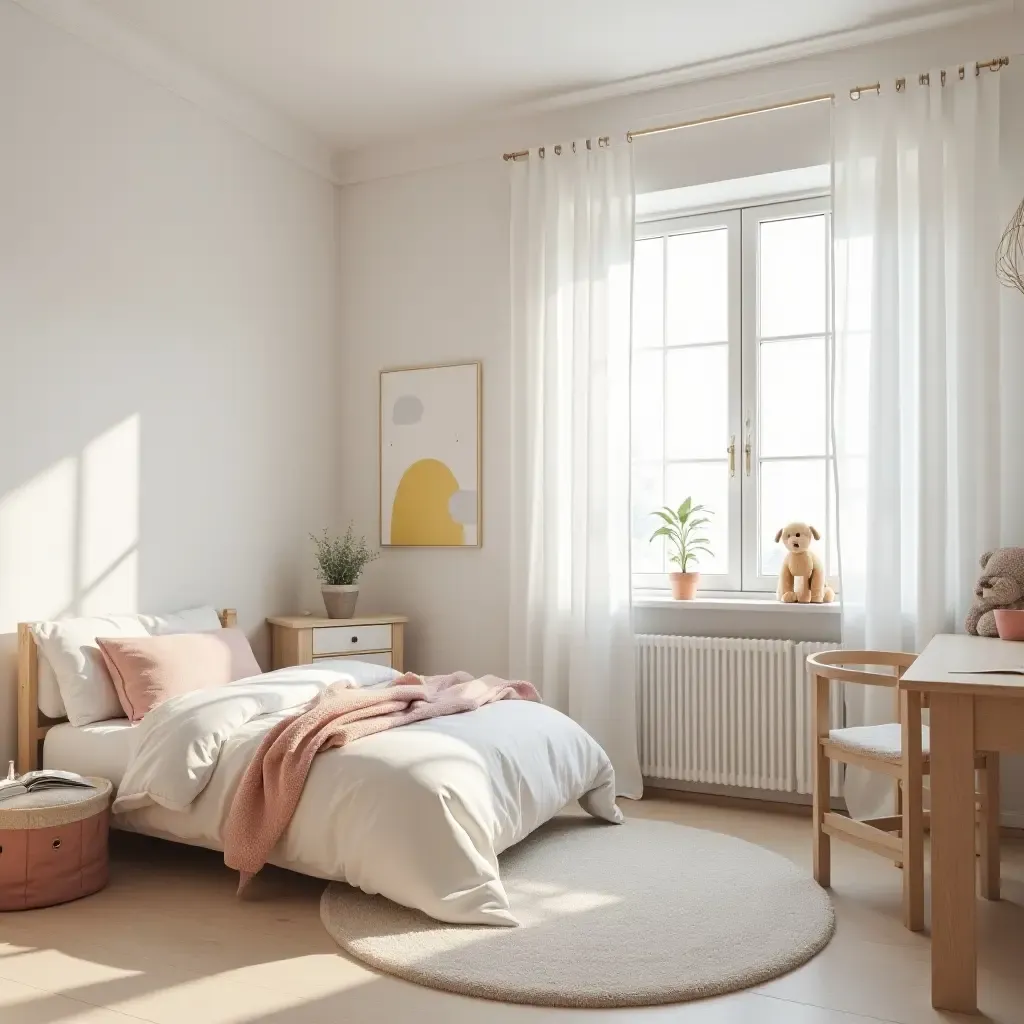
91 0 993 151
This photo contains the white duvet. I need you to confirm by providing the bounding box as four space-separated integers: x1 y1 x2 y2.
112 661 622 925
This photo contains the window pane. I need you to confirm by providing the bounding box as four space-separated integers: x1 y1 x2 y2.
665 345 728 460
760 337 827 457
632 237 664 349
665 462 728 575
631 349 664 463
666 228 728 345
759 215 826 338
759 459 827 577
631 462 664 573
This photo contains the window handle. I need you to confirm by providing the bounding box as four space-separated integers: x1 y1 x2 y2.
744 414 753 476
727 436 736 477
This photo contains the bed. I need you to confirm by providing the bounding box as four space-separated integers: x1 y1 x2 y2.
17 610 622 925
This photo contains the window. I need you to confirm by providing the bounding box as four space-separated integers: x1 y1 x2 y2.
631 196 833 593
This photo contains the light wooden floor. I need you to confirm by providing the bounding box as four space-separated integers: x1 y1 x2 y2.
1 798 1022 1024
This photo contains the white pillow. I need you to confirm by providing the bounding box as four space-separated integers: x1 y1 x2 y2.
32 615 149 726
37 660 68 720
32 606 224 724
139 605 223 635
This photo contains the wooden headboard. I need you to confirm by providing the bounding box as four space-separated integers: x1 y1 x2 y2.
16 608 237 773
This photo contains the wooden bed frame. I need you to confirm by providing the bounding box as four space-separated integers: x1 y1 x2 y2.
16 608 237 774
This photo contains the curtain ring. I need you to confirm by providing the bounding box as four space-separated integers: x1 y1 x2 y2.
959 65 966 80
940 70 947 87
896 77 906 92
554 144 562 156
538 146 545 159
850 87 861 101
919 72 930 86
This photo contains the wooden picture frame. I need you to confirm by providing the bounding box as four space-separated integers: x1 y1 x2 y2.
379 360 482 548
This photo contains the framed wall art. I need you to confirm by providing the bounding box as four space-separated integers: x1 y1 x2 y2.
379 361 481 547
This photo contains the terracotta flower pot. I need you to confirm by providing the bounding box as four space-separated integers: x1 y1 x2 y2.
669 572 700 600
321 585 359 619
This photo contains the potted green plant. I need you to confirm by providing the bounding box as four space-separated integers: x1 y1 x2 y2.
649 498 713 600
311 525 379 619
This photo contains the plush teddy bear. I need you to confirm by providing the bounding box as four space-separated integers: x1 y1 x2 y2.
775 522 835 604
965 547 1024 636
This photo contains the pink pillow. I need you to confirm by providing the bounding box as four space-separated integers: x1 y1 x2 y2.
96 629 262 722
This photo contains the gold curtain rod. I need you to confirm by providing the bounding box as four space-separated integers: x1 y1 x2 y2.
502 55 1010 161
847 55 1008 99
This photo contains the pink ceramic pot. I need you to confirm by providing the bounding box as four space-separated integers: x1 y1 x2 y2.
993 608 1024 641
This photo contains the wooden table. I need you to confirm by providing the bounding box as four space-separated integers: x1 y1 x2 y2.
900 633 1024 1014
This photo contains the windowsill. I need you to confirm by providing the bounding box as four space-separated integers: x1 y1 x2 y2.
633 591 841 614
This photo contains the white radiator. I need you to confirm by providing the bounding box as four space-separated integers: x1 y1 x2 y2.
637 635 843 796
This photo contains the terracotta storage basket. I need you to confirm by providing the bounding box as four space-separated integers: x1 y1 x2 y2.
0 777 112 911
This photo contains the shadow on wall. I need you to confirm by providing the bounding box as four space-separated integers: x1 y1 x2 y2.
0 415 142 764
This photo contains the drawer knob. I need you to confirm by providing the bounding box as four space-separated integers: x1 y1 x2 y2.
351 635 358 643
52 838 61 850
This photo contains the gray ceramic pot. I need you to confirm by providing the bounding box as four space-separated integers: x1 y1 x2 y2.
321 585 359 619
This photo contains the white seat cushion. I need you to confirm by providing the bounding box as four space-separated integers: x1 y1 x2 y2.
828 723 930 763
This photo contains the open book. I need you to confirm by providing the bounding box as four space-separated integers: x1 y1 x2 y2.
0 765 95 805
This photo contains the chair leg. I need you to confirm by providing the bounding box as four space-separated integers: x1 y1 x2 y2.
812 673 831 888
813 745 831 887
894 779 904 868
979 753 1001 901
901 689 925 932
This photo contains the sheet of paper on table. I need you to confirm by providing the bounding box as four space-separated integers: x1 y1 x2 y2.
948 667 1024 675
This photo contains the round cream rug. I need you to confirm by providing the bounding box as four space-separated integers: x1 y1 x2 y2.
320 817 834 1007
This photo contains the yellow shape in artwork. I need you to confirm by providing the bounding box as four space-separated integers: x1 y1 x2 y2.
391 458 465 546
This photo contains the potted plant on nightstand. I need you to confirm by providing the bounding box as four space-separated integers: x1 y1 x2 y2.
649 498 712 600
311 525 379 619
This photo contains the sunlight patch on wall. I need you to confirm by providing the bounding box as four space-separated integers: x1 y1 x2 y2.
80 415 139 614
0 458 77 628
0 415 141 629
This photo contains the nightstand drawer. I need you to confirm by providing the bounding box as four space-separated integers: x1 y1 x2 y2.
313 624 392 656
313 650 393 669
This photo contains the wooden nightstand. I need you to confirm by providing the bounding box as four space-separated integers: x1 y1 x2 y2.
267 615 407 672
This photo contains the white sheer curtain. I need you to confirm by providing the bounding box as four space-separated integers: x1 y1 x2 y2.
833 72 1003 818
508 141 642 799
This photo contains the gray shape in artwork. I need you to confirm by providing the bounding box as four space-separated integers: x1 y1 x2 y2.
448 490 478 525
392 394 424 425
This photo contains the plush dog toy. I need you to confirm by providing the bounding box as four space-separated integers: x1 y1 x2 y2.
965 547 1024 636
775 522 834 604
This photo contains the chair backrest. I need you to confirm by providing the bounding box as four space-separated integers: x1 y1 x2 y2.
806 649 916 688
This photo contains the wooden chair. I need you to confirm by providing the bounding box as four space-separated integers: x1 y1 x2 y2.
807 649 1000 932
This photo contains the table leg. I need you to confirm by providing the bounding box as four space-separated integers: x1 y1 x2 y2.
979 752 1000 901
930 693 977 1013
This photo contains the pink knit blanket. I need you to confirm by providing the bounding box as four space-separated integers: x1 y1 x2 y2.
223 672 540 890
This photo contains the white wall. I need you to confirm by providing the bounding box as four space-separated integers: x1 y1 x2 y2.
0 0 340 767
336 160 511 674
335 13 1024 820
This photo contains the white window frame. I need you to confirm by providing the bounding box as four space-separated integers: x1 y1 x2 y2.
632 209 742 592
632 193 832 595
